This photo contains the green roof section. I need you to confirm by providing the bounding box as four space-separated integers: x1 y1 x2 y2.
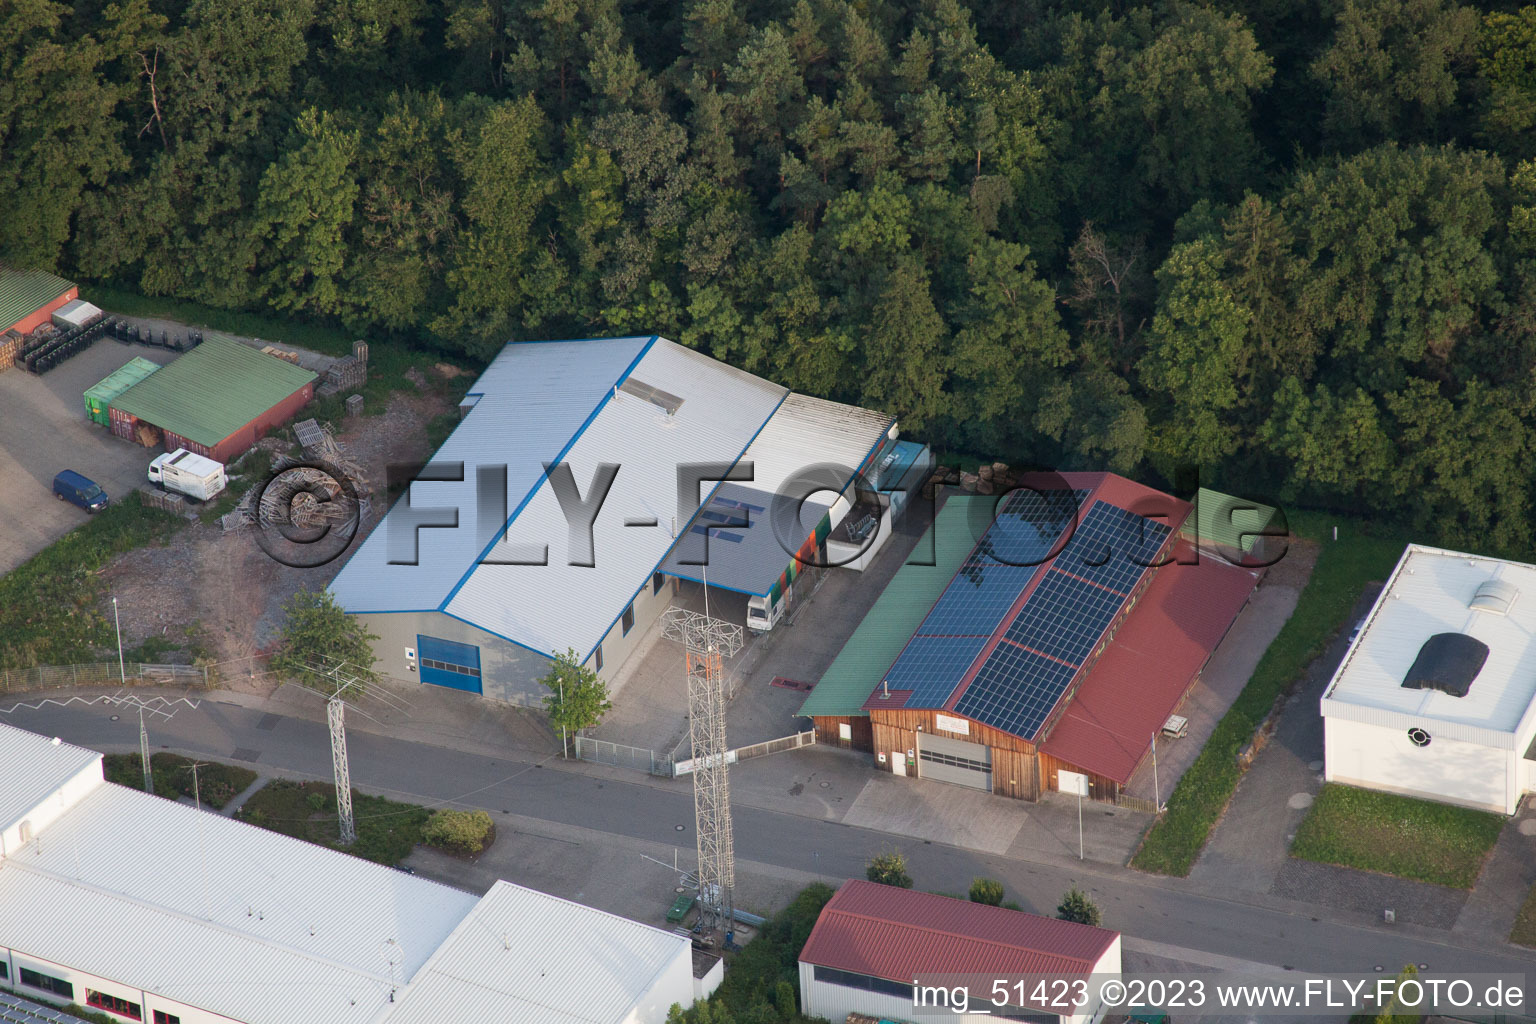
1187 487 1278 554
0 267 74 332
110 334 316 446
798 495 992 718
84 357 163 425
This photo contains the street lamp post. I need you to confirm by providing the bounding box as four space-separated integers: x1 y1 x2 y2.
112 596 125 685
559 677 567 759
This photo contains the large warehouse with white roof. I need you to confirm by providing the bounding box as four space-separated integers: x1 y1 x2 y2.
1322 543 1536 813
0 722 708 1024
329 335 925 704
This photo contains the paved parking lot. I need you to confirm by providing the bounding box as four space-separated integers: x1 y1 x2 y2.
0 339 179 573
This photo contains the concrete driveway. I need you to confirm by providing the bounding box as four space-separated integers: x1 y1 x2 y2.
0 339 179 574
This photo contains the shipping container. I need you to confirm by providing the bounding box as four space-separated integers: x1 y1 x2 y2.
83 357 161 427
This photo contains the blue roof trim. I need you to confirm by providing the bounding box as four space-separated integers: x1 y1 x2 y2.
579 386 791 663
437 335 661 614
849 415 900 494
439 609 557 661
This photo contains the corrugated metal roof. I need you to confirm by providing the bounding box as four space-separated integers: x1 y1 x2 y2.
387 881 690 1024
0 724 100 833
1039 542 1259 783
443 338 786 660
1189 487 1277 554
798 496 993 718
83 357 162 404
659 394 893 594
1323 544 1536 734
799 880 1118 980
0 268 73 332
110 335 316 446
330 336 654 616
0 782 478 1024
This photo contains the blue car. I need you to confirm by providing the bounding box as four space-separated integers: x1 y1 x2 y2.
53 469 108 513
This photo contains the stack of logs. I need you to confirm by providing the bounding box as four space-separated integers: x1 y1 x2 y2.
925 460 1017 496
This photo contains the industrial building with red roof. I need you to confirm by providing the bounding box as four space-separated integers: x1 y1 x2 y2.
798 880 1122 1024
808 472 1260 802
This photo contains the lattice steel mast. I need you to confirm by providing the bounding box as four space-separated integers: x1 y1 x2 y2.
661 594 743 939
327 695 356 845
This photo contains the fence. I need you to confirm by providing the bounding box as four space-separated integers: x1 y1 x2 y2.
674 731 816 777
0 662 208 693
1112 792 1161 815
572 736 674 777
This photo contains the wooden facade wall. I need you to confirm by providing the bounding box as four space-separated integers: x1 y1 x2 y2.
869 707 1039 800
1037 751 1121 802
812 715 873 752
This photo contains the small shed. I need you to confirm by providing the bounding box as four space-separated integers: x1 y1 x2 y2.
0 268 76 335
108 334 317 461
84 357 161 426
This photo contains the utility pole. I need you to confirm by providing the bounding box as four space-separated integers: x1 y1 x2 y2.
328 693 356 845
139 704 153 795
662 590 743 943
112 596 126 685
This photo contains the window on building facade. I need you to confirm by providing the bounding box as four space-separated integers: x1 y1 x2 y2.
87 990 143 1020
19 967 73 1001
622 603 635 635
594 645 603 672
812 964 914 1000
154 1011 181 1024
653 572 665 596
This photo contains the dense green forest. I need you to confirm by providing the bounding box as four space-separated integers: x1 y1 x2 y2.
6 0 1536 546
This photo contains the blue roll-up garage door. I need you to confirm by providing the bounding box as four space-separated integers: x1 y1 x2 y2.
417 635 482 694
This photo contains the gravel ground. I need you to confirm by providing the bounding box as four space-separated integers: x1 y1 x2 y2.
100 364 457 683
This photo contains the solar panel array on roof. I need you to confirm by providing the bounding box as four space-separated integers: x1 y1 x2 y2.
954 501 1172 737
881 489 1087 707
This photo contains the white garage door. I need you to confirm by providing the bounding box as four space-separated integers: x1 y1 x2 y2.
917 731 992 791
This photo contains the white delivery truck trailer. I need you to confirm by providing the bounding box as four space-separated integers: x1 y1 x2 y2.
148 448 227 501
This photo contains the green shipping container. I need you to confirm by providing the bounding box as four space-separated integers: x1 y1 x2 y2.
83 357 161 426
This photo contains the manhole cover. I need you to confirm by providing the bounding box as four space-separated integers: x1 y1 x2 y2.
1307 760 1323 771
110 715 119 721
1287 792 1314 810
819 782 830 789
675 824 685 831
675 887 685 894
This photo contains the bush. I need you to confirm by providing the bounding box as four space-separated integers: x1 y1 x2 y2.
422 808 495 855
866 851 913 888
1057 888 1102 927
102 753 257 809
969 877 1006 906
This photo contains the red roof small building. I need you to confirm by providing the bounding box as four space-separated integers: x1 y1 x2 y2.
798 880 1122 1024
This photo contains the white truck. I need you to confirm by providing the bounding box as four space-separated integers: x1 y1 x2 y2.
148 448 227 502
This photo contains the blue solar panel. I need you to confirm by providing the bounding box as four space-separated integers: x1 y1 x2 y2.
1004 570 1123 665
954 643 1077 738
882 635 992 706
983 488 1089 566
1057 502 1171 594
917 561 1036 637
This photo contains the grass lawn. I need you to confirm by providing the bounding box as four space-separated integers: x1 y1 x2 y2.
1132 510 1410 876
0 492 183 670
1511 884 1536 947
1290 784 1504 888
103 752 257 809
235 778 432 865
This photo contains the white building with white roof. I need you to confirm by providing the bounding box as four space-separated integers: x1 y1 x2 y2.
328 335 921 704
1321 543 1536 813
0 722 703 1024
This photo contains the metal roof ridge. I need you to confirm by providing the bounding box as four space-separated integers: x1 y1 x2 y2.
438 335 661 614
0 855 399 989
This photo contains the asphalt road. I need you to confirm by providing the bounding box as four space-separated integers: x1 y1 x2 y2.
7 697 1533 982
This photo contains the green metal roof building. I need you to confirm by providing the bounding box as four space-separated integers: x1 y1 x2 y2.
83 357 162 426
109 334 317 461
0 268 76 335
1185 487 1279 558
799 495 991 725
